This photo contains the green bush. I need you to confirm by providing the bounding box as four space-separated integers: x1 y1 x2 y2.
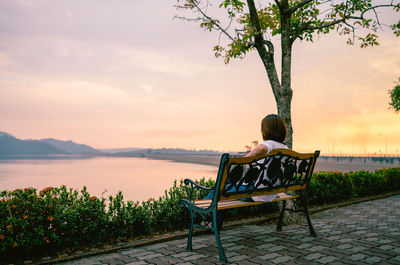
376 167 400 191
308 171 353 205
0 178 214 261
308 168 400 205
1 167 400 262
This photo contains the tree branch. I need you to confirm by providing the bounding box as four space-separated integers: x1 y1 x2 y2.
289 0 314 14
356 4 400 20
372 8 383 31
290 1 399 41
247 0 268 51
173 15 202 22
264 39 275 54
247 0 281 95
191 0 237 43
307 18 346 31
343 20 356 44
274 0 282 9
290 20 312 42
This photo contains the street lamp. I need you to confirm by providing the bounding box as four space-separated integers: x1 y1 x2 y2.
328 137 335 155
378 133 388 155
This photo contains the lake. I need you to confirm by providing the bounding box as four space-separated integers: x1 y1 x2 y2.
0 157 218 202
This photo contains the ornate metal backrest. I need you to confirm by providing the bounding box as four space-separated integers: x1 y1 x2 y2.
216 149 320 201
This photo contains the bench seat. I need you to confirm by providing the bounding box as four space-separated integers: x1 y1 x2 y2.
193 192 300 210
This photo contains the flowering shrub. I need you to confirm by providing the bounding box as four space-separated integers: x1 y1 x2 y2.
308 167 400 205
308 171 354 204
0 178 213 261
1 168 399 262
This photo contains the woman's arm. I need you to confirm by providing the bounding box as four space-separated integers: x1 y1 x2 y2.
245 144 268 157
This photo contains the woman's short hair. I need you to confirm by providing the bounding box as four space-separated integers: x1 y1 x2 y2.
261 114 287 143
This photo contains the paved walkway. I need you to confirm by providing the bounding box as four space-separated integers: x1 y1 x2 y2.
60 195 400 265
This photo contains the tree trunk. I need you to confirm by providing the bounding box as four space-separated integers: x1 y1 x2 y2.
247 0 294 149
277 1 302 225
278 0 293 149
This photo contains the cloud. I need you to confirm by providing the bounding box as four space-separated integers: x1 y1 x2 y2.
116 47 213 78
0 1 399 152
10 0 49 8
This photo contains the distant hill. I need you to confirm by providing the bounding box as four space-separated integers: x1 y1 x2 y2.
108 148 220 156
0 132 102 156
0 132 65 155
101 147 145 154
0 131 219 158
40 138 102 155
0 131 13 137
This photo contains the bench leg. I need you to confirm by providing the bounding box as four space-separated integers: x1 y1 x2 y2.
303 199 316 237
213 210 227 262
276 200 287 232
186 211 194 251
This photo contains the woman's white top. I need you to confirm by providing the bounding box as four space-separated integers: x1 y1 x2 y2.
252 140 288 202
260 140 288 152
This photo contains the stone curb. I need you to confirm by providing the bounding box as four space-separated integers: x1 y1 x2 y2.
20 190 400 265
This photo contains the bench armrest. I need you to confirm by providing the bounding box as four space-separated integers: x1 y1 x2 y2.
183 178 213 201
184 178 213 190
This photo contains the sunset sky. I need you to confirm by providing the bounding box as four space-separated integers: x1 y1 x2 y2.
0 0 399 155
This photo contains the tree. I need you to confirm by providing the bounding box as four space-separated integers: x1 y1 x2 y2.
175 0 400 148
389 78 400 113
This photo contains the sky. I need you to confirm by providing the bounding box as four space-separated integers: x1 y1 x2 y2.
0 0 399 155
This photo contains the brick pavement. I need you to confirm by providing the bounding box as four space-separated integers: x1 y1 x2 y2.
59 195 400 264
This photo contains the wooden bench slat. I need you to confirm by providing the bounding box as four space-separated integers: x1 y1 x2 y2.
219 185 306 200
193 193 300 210
217 194 301 210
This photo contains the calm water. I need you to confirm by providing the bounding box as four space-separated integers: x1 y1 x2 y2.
0 157 218 202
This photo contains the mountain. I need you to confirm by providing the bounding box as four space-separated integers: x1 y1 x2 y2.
0 131 13 137
40 138 102 155
0 131 219 157
0 132 102 156
0 133 66 155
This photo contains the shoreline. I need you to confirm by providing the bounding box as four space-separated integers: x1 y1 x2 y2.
144 153 221 167
137 153 400 172
2 153 398 172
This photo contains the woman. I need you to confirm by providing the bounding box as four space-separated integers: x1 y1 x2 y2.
246 114 288 202
207 114 288 228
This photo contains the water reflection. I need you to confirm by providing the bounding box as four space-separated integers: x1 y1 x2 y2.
0 157 218 202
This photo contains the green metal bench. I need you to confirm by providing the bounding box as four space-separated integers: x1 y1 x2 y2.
180 148 320 262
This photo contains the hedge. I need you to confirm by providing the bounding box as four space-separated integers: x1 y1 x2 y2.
308 168 400 205
1 167 399 262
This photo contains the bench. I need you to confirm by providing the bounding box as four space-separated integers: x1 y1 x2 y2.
180 148 320 262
